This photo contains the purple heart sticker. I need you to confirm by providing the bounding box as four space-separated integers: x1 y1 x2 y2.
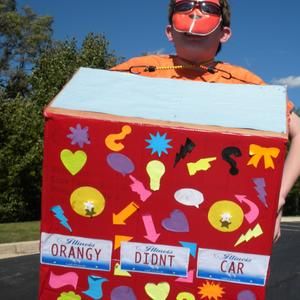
162 209 189 232
111 286 137 300
237 290 257 300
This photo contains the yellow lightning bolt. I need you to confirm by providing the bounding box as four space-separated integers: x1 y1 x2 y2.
234 224 263 247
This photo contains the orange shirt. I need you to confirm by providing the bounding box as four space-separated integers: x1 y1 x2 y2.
112 54 294 115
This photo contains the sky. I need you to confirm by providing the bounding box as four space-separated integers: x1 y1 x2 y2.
18 0 300 108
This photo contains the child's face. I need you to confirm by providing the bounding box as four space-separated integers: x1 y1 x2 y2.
166 26 227 64
165 0 231 64
172 0 222 36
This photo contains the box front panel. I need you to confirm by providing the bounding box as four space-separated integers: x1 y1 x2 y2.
39 114 286 300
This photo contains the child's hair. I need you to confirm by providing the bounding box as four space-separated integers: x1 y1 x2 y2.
168 0 231 28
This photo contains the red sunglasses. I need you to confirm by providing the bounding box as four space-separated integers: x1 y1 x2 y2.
173 1 222 16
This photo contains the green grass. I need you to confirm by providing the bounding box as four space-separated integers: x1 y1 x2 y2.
0 221 40 243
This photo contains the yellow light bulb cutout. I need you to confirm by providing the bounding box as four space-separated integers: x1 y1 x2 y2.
146 160 166 191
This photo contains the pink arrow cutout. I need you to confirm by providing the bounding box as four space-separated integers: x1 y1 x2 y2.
235 194 259 224
175 269 194 283
142 214 160 243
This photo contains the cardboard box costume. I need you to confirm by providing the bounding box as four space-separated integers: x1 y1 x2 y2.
39 68 287 300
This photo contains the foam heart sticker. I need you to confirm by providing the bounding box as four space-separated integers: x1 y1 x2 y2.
60 149 87 175
162 209 189 232
237 290 257 300
145 282 170 300
111 285 137 300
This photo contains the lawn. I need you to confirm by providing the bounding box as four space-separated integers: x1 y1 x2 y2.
0 221 40 243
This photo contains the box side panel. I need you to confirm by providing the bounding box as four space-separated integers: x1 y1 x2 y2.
39 114 286 300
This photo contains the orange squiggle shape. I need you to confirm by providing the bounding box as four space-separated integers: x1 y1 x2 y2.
105 125 132 151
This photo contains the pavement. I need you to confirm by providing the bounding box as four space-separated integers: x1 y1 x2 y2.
0 240 39 259
281 216 300 222
266 220 300 299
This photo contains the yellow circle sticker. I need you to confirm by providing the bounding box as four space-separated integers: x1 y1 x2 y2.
208 200 244 232
70 186 105 218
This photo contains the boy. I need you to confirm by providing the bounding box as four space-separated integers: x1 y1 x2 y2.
112 0 300 241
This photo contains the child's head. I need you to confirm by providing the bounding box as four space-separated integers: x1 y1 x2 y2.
166 0 232 64
168 0 231 30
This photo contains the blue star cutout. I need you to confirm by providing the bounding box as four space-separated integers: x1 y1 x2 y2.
145 132 172 157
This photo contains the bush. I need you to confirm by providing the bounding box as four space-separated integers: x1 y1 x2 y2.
0 97 43 222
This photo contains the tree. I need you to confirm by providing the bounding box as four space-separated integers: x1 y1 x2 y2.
0 30 120 222
284 179 300 216
30 33 119 108
0 0 52 98
0 97 43 222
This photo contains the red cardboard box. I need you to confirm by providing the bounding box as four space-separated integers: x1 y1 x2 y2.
39 68 287 300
